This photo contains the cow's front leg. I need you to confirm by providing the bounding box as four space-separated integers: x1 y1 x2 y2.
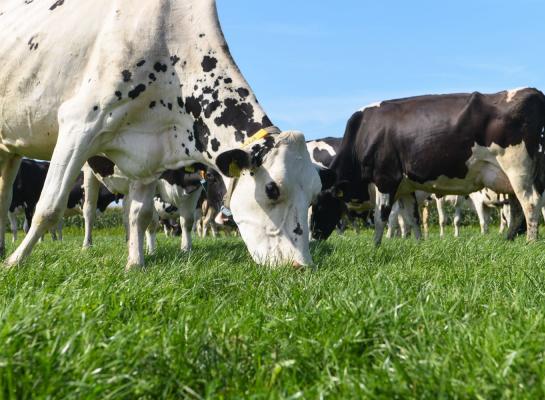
374 191 394 246
82 164 100 248
126 180 157 270
5 137 95 266
0 155 22 256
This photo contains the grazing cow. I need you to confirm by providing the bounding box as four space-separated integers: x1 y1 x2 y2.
306 137 375 234
311 89 545 243
468 189 510 234
306 137 342 169
154 197 181 237
0 0 320 268
83 158 204 254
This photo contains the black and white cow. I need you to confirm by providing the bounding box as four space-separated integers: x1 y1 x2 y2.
311 89 545 244
197 169 234 237
8 159 49 237
306 137 342 169
8 159 121 241
306 137 375 232
9 159 122 241
0 0 320 268
83 157 205 254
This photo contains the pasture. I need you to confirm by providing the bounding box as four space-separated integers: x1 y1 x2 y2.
2 217 545 399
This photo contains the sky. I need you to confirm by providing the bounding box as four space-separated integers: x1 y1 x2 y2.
217 0 545 140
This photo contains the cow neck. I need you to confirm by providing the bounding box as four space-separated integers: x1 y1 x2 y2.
170 0 277 159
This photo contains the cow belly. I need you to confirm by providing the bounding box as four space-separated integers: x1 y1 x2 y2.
398 162 512 196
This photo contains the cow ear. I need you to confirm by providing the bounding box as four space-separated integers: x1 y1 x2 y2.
332 180 351 201
318 168 336 190
216 149 251 178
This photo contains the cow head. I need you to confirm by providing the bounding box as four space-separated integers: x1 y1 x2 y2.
309 181 350 240
216 131 321 266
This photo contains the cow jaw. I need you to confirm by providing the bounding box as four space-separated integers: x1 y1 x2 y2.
227 131 321 266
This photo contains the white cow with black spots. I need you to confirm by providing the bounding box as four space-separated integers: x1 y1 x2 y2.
0 0 321 269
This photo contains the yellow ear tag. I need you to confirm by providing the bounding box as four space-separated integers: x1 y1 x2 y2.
185 166 195 173
336 190 344 198
228 161 242 177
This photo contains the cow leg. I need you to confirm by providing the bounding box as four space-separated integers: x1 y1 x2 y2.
126 180 157 270
0 155 22 256
374 191 394 246
8 212 18 243
499 205 508 234
472 197 487 234
5 126 97 266
422 202 430 239
453 205 462 237
122 197 131 242
398 213 408 238
398 194 422 241
57 220 64 241
386 202 400 239
506 196 525 240
497 151 542 241
82 165 100 248
435 197 446 238
145 209 159 255
177 189 202 252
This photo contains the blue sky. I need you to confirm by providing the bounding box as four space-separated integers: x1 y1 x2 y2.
217 0 544 140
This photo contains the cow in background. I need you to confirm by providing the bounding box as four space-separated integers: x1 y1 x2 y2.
311 89 545 244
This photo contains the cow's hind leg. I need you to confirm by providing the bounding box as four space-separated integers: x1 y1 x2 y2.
82 164 100 248
497 153 542 242
398 194 422 241
386 202 400 239
126 181 157 270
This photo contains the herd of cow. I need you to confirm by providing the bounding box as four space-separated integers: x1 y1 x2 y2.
1 0 545 270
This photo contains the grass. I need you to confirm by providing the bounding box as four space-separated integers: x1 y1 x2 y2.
2 226 545 399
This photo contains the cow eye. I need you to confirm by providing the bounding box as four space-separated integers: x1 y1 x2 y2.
265 181 280 201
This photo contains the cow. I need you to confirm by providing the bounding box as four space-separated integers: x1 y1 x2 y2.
306 137 342 169
197 169 235 237
311 89 545 244
8 159 50 240
0 0 321 269
82 158 205 254
8 159 121 242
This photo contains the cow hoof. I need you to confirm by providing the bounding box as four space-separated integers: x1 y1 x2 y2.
125 263 145 272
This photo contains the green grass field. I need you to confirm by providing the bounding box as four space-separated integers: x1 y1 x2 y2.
2 225 545 399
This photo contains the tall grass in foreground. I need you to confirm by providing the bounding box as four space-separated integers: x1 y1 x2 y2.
1 226 545 399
